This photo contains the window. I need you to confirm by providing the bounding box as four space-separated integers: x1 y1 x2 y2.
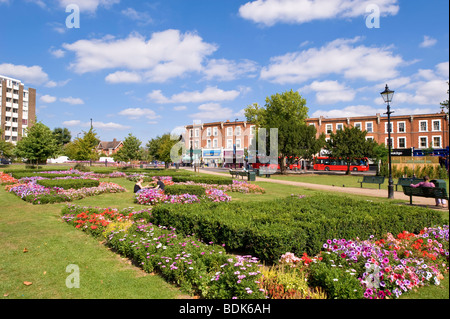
385 122 393 133
194 128 200 137
336 123 344 131
227 139 233 149
354 122 362 130
235 126 241 136
206 127 211 136
432 120 441 131
236 139 241 148
366 136 374 141
213 127 218 136
189 129 193 138
213 138 218 148
397 121 406 133
398 137 406 148
206 139 211 148
419 136 428 148
365 122 373 133
433 136 441 148
326 124 332 134
419 120 428 132
227 127 233 136
385 137 394 148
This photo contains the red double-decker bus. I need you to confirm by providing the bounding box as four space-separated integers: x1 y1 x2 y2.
313 157 369 172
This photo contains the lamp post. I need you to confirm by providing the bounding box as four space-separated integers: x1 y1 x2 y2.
380 84 395 199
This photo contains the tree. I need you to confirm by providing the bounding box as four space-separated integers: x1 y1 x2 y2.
112 133 142 162
63 127 99 162
52 127 72 146
324 126 375 175
244 89 311 174
297 124 326 163
0 129 15 160
147 133 180 168
371 141 389 176
440 81 449 111
14 122 58 165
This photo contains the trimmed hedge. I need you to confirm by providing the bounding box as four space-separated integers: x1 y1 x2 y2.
36 179 100 190
150 194 444 264
164 184 206 196
171 176 233 185
10 172 81 179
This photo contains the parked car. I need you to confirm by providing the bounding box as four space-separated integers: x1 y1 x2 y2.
47 156 70 164
0 158 12 165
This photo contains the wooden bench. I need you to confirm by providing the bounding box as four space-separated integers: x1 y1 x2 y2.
229 169 248 179
394 177 423 191
357 176 385 189
402 185 449 205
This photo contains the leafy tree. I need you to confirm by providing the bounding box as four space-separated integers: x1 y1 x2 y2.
147 133 180 168
63 127 99 162
0 129 15 160
244 89 311 173
297 124 326 163
52 127 72 146
440 81 449 111
112 133 142 162
324 126 375 175
14 122 58 164
371 141 389 176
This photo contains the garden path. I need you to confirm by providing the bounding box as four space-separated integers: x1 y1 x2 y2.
192 168 448 210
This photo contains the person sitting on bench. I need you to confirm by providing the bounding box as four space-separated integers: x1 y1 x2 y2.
410 176 447 207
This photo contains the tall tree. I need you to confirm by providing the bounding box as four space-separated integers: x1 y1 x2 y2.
0 129 15 160
147 133 180 168
324 126 375 175
63 127 99 162
52 127 72 146
113 133 142 162
244 89 310 174
14 122 58 165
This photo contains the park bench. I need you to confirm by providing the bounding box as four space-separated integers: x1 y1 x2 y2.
402 185 449 205
357 176 385 189
394 177 423 191
257 167 275 178
229 169 249 179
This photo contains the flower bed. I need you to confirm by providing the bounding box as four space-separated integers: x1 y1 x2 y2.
134 187 231 206
61 205 265 299
0 172 19 185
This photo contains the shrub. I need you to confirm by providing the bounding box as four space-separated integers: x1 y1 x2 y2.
171 176 233 185
37 178 100 190
165 184 206 197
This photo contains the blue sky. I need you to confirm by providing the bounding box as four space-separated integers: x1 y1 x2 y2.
0 0 448 143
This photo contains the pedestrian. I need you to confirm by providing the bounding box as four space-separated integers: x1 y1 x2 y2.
410 175 447 207
154 176 165 191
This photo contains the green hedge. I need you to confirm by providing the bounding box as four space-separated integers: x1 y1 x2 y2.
150 194 444 264
11 172 81 179
164 184 206 196
171 176 233 185
36 179 100 190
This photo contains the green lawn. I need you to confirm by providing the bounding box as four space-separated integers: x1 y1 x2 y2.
1 164 448 299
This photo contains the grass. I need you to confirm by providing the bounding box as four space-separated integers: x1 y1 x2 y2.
1 164 448 299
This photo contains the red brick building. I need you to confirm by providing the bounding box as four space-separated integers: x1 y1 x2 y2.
96 138 123 156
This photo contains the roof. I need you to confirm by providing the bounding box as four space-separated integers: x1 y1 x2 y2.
97 139 123 150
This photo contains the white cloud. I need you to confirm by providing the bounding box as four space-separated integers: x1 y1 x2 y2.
60 96 84 105
301 80 356 104
57 0 120 13
62 120 81 126
261 37 404 84
45 79 71 88
148 86 240 104
203 59 258 81
121 7 152 24
311 105 436 118
63 30 217 83
118 108 160 120
189 103 234 121
420 35 437 48
50 48 65 58
239 0 399 26
92 121 130 130
105 71 142 83
40 94 57 103
0 63 49 85
173 106 187 111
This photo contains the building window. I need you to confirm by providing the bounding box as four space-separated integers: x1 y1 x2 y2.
227 139 233 149
419 136 428 148
397 121 406 133
432 120 441 131
433 136 442 148
419 120 428 132
189 129 193 138
326 124 332 134
366 122 373 133
385 137 394 148
385 122 393 133
336 123 344 131
213 127 218 136
236 139 241 148
398 137 406 148
206 139 211 148
213 138 218 148
235 126 241 136
227 127 233 136
366 136 374 141
195 128 200 137
206 127 211 137
354 122 362 130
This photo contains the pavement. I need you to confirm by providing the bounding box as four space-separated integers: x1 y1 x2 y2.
187 167 449 211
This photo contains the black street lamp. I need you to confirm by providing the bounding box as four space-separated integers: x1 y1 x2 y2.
380 84 395 199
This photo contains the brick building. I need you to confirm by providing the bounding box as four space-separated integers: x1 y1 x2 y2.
306 111 449 155
96 138 123 156
0 75 36 144
184 120 256 165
